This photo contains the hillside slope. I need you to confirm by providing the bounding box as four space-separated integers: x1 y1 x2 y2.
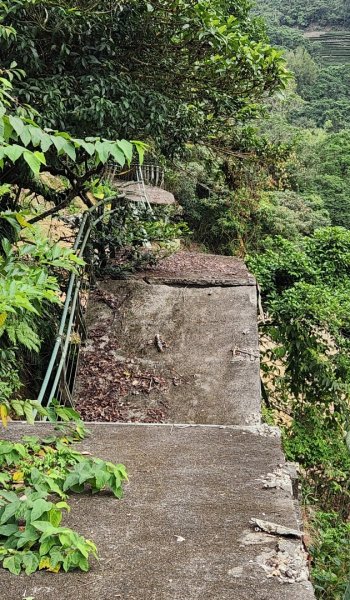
255 0 350 64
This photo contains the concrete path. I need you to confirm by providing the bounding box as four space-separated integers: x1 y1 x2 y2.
3 423 315 600
2 253 315 599
75 253 261 425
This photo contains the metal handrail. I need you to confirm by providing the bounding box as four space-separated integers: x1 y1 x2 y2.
37 162 162 409
37 196 117 408
104 162 165 212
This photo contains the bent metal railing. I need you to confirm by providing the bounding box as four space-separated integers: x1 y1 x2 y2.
37 163 160 409
105 162 165 188
104 162 164 211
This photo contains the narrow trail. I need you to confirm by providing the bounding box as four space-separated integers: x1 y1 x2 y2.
74 252 261 426
3 252 315 600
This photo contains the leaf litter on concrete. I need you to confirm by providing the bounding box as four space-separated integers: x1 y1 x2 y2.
74 289 169 423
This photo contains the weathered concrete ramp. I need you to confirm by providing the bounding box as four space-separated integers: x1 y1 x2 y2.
1 252 315 599
2 423 314 600
76 253 261 425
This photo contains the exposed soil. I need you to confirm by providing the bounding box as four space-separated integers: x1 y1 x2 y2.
39 216 77 247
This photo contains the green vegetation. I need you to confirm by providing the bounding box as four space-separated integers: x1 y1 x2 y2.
254 0 350 29
249 3 350 598
254 0 350 64
0 15 138 574
0 418 127 574
310 512 350 599
0 69 144 421
0 0 289 151
0 0 288 578
0 0 349 594
248 228 350 524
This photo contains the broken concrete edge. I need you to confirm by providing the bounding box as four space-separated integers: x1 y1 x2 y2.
256 538 312 587
1 423 315 598
4 421 280 437
129 250 256 287
3 423 306 546
141 276 257 287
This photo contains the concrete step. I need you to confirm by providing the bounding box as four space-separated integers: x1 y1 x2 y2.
3 423 315 600
76 254 261 426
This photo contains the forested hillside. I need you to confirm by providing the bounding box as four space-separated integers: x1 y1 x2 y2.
252 2 350 598
256 0 350 28
0 0 349 595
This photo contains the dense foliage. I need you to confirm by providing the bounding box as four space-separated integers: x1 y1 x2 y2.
0 13 140 573
248 228 350 520
310 512 350 599
254 0 350 29
248 4 350 598
0 0 291 578
0 65 146 414
0 0 349 593
0 0 289 153
0 418 127 574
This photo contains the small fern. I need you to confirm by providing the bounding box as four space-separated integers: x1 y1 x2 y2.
6 317 41 353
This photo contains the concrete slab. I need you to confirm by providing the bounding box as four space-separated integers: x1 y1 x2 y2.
117 182 176 205
76 278 261 425
134 252 256 286
1 423 315 600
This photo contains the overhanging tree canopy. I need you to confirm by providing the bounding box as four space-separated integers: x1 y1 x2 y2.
0 0 289 152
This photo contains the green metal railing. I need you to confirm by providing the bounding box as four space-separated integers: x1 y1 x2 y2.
37 162 159 409
37 202 100 408
37 196 129 407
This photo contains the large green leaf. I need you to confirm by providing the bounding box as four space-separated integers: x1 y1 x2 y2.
109 144 125 166
0 523 19 536
0 501 19 525
22 552 40 575
117 140 133 164
3 144 24 162
3 555 21 575
30 499 53 523
51 135 68 153
23 150 41 176
8 116 24 137
19 126 31 147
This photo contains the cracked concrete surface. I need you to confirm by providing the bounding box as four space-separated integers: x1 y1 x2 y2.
1 424 315 600
84 279 261 425
0 254 315 599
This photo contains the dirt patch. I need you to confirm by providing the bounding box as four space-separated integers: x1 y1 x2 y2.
39 216 77 247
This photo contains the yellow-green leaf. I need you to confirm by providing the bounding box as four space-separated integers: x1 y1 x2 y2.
13 471 24 482
15 213 30 228
0 404 8 427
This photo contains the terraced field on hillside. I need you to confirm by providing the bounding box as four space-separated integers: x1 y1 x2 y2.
305 30 350 64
